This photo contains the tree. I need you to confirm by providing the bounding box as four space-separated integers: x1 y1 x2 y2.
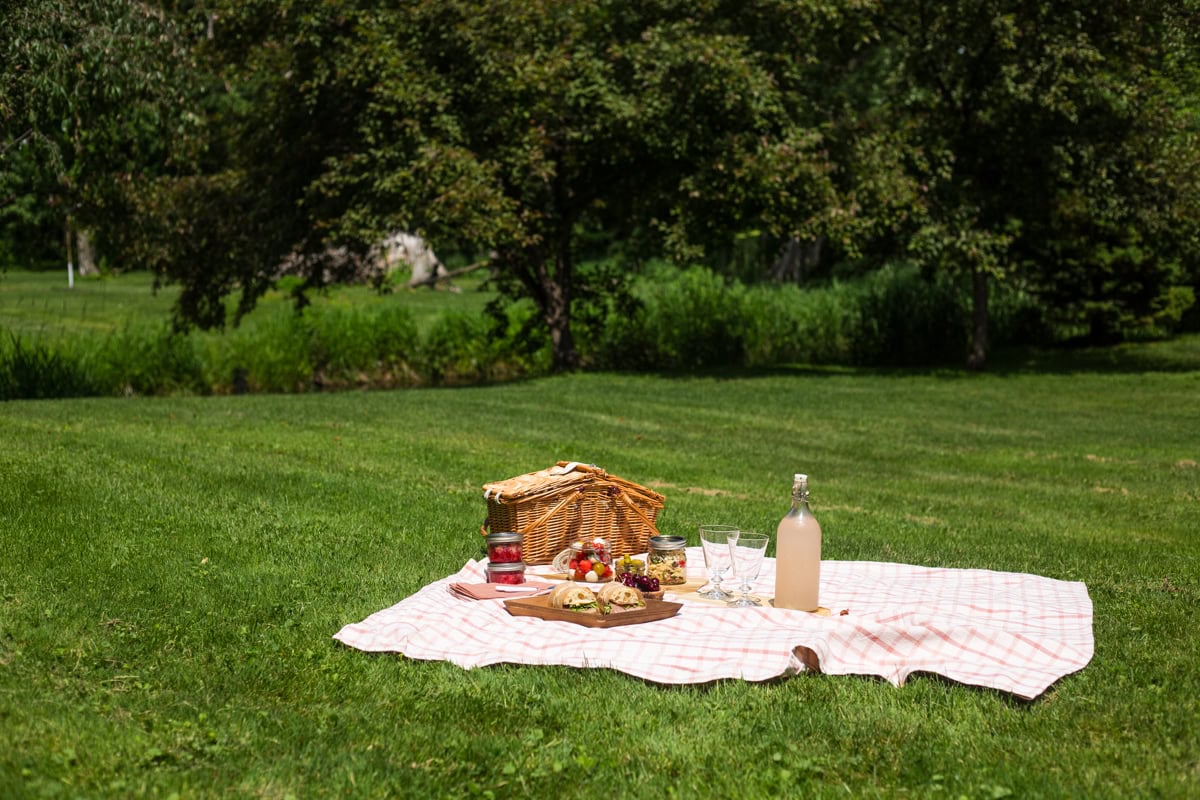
869 0 1200 364
139 0 861 370
0 0 200 283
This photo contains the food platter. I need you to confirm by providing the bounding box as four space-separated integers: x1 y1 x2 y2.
503 595 683 628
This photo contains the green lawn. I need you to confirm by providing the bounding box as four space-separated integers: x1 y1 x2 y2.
0 268 497 340
1 366 1197 798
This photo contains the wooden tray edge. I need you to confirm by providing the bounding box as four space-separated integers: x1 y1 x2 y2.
503 596 682 628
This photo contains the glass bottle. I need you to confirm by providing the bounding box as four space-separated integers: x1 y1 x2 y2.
774 473 822 611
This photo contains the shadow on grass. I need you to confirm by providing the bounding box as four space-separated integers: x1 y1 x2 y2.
985 335 1200 376
619 333 1200 382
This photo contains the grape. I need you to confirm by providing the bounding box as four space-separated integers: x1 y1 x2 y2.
618 572 660 592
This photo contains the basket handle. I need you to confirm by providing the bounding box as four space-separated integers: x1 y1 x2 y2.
615 489 661 537
517 489 583 535
552 461 603 476
516 482 660 539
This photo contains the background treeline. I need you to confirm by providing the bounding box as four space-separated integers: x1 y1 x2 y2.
2 0 1199 382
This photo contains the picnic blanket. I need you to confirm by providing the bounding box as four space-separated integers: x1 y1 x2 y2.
334 548 1093 700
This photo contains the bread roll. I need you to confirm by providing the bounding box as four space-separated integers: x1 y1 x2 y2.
549 583 599 614
597 582 645 611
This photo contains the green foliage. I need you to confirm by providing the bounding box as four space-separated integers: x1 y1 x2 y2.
117 0 870 370
5 1 1200 370
0 334 96 400
867 0 1200 354
0 289 549 398
597 266 751 370
85 323 206 396
0 136 60 270
594 264 1024 370
418 312 496 385
0 266 1075 399
0 0 199 267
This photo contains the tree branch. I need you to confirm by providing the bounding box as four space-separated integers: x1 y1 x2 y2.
406 258 492 289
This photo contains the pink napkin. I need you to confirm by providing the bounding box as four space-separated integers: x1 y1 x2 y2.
448 580 556 600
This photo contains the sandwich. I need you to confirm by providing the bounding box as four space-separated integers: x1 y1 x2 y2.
597 582 646 613
549 583 600 614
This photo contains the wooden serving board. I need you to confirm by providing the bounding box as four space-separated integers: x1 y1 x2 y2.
503 595 683 628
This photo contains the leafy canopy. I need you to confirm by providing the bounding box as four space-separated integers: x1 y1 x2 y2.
132 0 865 368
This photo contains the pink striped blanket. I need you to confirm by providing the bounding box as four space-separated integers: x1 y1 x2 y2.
334 548 1093 700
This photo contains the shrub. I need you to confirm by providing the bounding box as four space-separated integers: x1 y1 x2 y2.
212 312 315 394
418 312 496 384
0 335 98 400
593 265 749 370
84 323 205 395
595 263 979 370
308 305 422 388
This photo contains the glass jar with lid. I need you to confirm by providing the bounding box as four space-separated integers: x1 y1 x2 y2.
485 560 527 585
647 535 687 585
485 531 524 564
552 537 614 582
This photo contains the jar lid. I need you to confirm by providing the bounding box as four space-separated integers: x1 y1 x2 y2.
485 531 523 545
486 560 526 572
648 535 687 550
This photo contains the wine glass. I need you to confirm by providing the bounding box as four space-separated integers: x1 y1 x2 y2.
697 525 739 601
727 532 769 607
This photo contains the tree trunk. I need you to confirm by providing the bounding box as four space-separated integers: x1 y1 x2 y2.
966 267 989 370
76 228 98 276
548 307 579 371
544 253 579 372
769 236 823 283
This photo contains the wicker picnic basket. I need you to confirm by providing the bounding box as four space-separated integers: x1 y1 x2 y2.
482 461 666 566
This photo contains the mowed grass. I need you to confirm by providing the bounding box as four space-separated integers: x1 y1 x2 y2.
0 268 496 341
1 366 1197 798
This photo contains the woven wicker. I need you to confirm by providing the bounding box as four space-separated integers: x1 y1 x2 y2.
482 461 666 565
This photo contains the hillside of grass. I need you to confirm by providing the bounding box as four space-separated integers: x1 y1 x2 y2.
1 368 1197 798
0 268 497 341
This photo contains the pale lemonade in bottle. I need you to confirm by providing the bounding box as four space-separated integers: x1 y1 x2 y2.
774 473 822 611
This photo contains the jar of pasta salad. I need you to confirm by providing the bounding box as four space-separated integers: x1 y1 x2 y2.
647 535 687 585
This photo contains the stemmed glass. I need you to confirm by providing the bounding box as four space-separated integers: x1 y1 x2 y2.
697 525 739 601
727 532 769 607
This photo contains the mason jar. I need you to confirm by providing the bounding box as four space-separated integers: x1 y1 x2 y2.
647 535 688 585
485 531 524 564
485 560 527 585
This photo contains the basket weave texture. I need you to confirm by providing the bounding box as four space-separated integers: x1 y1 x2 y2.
482 462 666 566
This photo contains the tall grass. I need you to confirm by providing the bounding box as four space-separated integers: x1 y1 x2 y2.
0 334 98 400
590 263 1044 369
0 303 535 398
3 264 1194 400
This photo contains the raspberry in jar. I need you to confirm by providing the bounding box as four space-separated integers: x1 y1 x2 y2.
485 560 526 585
485 531 524 564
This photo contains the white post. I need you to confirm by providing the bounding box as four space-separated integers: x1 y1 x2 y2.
64 216 75 289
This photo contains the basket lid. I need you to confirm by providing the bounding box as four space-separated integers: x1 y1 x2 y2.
482 461 665 506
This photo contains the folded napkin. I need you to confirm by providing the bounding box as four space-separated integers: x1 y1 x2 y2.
449 580 556 601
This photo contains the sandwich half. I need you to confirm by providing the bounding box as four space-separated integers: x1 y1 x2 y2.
549 583 600 614
597 582 646 613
